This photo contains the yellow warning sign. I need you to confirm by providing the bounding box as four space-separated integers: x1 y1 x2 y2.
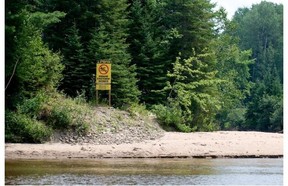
96 62 111 90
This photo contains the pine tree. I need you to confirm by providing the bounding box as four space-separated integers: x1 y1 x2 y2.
87 0 140 107
162 0 216 59
41 0 140 105
128 0 170 106
5 1 65 108
40 0 99 50
60 23 88 97
245 46 283 132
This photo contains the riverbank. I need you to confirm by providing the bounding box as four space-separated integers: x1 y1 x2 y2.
5 131 283 159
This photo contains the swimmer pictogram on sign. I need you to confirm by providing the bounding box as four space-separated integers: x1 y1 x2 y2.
98 64 109 75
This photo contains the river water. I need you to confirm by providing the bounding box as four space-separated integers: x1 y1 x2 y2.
5 158 282 185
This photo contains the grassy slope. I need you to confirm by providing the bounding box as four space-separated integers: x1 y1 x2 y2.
5 91 164 144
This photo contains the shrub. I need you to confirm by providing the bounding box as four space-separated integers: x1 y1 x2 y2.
127 103 150 118
6 90 93 143
41 93 90 134
16 91 48 117
224 108 246 130
152 104 188 131
5 111 52 143
175 123 193 133
46 105 72 129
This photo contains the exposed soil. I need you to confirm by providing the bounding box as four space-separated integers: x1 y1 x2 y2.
49 107 165 145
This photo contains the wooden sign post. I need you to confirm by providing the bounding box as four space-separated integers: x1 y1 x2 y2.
96 60 111 106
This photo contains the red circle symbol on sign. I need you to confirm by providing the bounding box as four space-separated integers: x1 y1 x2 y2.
98 64 109 75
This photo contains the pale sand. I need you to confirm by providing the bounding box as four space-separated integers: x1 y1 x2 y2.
5 131 283 159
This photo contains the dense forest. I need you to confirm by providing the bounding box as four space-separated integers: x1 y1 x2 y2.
5 0 283 142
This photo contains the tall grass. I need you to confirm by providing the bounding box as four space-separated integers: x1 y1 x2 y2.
5 91 92 143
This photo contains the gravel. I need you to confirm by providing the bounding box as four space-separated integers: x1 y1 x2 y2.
50 107 164 145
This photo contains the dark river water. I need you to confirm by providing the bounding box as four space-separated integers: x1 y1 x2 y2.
5 158 282 185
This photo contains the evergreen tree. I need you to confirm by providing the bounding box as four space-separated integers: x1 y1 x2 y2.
40 0 100 50
41 0 140 106
232 2 283 131
87 0 140 107
60 23 88 96
128 0 170 106
213 36 253 129
40 0 102 98
162 0 216 59
5 0 65 108
244 47 283 131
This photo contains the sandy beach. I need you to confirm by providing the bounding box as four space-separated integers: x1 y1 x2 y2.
5 131 283 159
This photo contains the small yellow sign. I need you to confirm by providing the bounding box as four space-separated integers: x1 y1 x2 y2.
96 62 111 90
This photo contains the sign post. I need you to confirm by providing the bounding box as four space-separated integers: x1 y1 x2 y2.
96 60 111 106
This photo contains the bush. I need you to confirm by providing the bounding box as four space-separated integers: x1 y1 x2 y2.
16 91 48 117
6 91 91 143
175 123 193 133
46 105 72 129
152 104 180 126
41 93 90 134
5 111 52 143
152 104 192 132
126 103 150 118
224 108 246 130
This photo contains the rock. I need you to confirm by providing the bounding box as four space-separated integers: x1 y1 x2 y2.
51 107 164 145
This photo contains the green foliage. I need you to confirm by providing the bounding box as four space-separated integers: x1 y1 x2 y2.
5 0 283 139
152 103 186 131
5 91 92 143
126 103 150 118
152 103 182 126
45 104 71 129
5 1 89 143
40 93 91 134
210 21 253 129
128 0 170 106
232 2 283 132
5 111 52 143
5 3 64 109
16 91 48 117
16 31 63 92
60 23 88 96
162 0 216 58
222 108 246 130
245 81 283 132
270 98 283 129
41 0 141 106
152 50 222 132
233 2 283 82
164 52 222 131
87 0 140 107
